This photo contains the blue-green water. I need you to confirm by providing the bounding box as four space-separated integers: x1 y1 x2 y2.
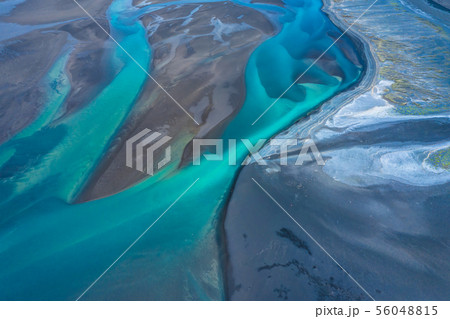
0 0 362 300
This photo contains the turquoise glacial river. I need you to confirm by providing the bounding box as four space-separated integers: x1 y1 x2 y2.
0 0 362 299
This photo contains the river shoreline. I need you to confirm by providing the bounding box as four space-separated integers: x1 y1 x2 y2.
76 0 281 202
1 0 430 301
221 0 378 300
223 0 450 300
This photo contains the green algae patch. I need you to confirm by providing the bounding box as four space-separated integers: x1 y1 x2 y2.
428 147 450 170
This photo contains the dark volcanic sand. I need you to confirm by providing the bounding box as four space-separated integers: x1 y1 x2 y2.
224 0 450 300
225 158 450 300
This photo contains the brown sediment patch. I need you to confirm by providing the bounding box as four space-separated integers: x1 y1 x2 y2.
0 31 67 144
58 18 114 115
0 1 113 143
78 2 279 201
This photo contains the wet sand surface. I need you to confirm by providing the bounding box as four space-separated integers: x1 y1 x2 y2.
1 0 447 301
1 0 278 199
79 1 278 201
2 0 111 24
224 0 450 300
0 0 113 144
226 160 449 300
